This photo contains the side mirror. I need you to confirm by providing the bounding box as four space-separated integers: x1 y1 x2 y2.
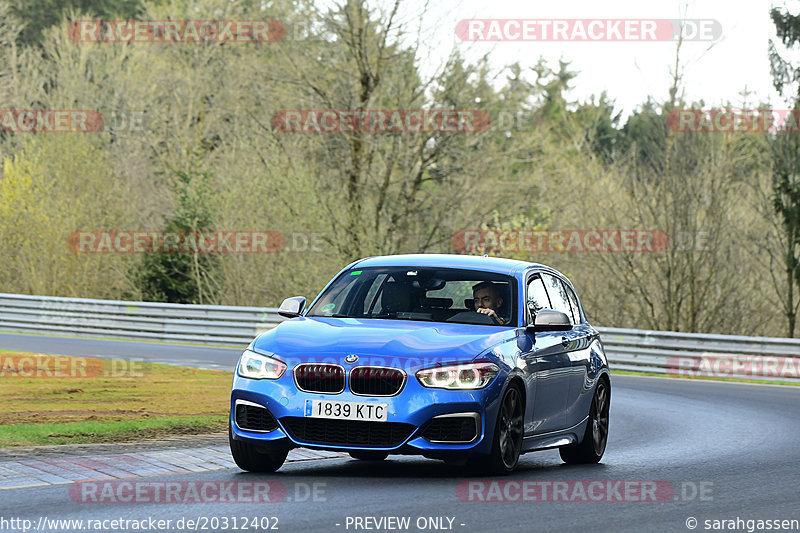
527 309 572 332
278 296 306 318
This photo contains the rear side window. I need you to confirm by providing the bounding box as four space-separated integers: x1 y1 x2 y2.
565 284 582 324
542 274 575 325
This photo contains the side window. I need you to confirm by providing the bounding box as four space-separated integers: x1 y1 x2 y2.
565 284 582 324
542 274 575 325
526 275 551 322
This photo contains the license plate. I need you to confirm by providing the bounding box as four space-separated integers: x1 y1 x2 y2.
304 399 388 422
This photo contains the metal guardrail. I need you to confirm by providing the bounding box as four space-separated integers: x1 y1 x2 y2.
599 327 800 381
1 293 798 381
0 293 282 346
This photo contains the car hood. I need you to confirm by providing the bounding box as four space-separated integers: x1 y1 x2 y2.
250 316 516 367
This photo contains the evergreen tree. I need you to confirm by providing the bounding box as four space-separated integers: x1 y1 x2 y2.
768 6 800 336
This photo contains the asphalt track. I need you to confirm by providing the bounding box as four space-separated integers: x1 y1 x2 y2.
1 333 799 533
0 332 243 370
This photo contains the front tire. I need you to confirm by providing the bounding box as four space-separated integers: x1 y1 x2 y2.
472 383 524 474
229 424 288 472
559 377 610 464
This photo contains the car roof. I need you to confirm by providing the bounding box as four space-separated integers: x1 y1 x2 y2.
351 254 546 277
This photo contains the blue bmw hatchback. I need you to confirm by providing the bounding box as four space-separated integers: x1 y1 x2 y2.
229 254 610 473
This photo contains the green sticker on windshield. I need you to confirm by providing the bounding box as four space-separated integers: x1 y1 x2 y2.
350 270 362 275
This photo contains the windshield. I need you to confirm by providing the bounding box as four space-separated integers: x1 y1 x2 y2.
307 267 516 327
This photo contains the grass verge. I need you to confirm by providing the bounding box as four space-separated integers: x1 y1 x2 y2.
611 369 800 387
0 352 231 446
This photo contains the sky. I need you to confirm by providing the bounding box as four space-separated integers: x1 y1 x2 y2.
381 0 795 121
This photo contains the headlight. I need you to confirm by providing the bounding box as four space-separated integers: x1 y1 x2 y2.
237 349 287 380
416 362 499 390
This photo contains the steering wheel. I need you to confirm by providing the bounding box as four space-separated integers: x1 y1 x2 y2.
448 311 500 325
478 310 502 325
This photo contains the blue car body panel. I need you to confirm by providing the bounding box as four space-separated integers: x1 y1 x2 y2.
230 254 609 460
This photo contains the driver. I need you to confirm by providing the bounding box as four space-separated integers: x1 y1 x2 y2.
472 281 506 325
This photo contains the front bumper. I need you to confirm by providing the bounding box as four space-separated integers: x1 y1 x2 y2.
229 369 505 459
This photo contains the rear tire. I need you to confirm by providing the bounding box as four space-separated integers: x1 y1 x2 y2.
229 424 288 472
559 377 610 464
349 451 389 461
